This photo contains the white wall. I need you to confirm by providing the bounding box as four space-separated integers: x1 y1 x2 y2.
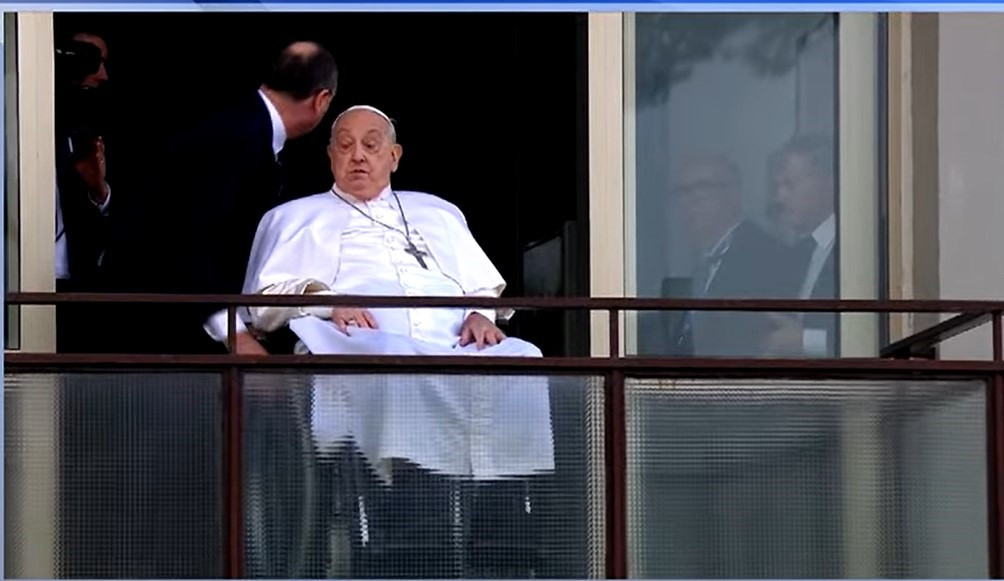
939 14 1004 360
908 14 1004 575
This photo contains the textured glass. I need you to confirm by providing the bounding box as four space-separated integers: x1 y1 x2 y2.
243 372 606 578
4 372 225 578
630 14 847 359
625 378 988 578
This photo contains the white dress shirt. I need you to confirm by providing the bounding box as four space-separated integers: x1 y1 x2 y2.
698 220 741 295
204 89 286 343
799 213 836 356
798 213 836 300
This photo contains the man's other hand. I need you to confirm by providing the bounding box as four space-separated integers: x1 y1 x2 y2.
459 312 505 350
234 331 269 355
331 307 378 334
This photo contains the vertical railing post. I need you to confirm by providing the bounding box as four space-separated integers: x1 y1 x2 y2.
988 310 1004 578
605 307 628 578
224 305 245 578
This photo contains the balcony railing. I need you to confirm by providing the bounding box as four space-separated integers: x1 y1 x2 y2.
5 292 1004 579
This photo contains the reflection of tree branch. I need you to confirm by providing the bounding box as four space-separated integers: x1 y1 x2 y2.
636 14 834 107
636 14 746 106
729 15 833 76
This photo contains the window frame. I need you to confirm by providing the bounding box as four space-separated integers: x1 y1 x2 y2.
589 12 891 576
587 13 889 357
5 12 55 355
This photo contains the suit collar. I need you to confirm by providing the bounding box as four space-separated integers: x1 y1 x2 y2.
257 89 287 158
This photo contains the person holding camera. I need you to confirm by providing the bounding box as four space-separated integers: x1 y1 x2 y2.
54 31 112 352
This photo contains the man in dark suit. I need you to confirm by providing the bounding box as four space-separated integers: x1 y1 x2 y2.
73 41 338 578
105 40 338 355
763 134 839 357
54 31 113 352
653 153 802 357
637 153 802 357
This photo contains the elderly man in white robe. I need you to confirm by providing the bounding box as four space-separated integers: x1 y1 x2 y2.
241 105 554 578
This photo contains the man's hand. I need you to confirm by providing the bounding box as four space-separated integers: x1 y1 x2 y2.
331 307 378 334
234 331 269 356
459 312 505 350
72 137 109 206
762 313 804 356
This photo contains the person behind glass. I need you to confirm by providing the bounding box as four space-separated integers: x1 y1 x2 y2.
643 153 801 357
103 40 337 355
763 134 838 357
54 31 112 352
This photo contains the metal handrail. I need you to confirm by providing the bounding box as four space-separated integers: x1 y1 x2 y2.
7 352 1004 375
8 292 1002 365
8 291 1004 312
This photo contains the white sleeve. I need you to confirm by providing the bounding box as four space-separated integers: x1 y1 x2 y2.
250 281 337 333
203 310 249 343
464 286 501 323
445 201 510 322
242 207 341 333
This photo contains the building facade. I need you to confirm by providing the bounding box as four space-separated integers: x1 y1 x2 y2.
4 11 1004 578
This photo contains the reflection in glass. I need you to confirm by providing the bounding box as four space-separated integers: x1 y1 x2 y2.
631 14 840 359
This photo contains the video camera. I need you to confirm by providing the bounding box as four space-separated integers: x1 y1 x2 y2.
55 39 104 85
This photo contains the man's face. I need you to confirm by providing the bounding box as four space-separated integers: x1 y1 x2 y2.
771 152 833 234
671 160 740 249
329 110 402 200
73 33 109 89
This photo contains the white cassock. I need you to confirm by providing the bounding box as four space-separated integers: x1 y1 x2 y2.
242 185 554 481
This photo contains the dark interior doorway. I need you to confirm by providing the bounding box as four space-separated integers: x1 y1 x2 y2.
56 11 590 356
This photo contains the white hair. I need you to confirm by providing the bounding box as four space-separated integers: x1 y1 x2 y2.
331 105 397 143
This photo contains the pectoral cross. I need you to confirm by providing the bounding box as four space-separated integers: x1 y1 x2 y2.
405 240 430 269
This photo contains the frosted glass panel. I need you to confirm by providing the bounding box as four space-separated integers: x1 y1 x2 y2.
625 378 988 578
242 372 606 579
4 372 225 578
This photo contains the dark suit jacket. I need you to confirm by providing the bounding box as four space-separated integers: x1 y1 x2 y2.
56 135 111 288
54 84 116 289
54 121 117 353
639 220 804 357
103 93 283 354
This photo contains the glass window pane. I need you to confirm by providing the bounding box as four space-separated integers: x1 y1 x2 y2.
629 14 847 359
